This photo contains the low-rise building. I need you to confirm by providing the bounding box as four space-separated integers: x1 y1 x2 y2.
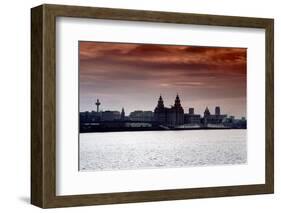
203 106 227 126
184 108 201 124
101 110 121 121
80 111 101 123
129 110 154 122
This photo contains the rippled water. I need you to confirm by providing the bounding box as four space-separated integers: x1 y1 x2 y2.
80 130 247 171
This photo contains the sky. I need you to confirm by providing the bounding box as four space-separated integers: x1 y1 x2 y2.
79 41 247 118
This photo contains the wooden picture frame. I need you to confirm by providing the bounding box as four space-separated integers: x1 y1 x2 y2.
31 4 274 208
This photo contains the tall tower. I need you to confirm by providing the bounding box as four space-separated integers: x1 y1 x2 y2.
157 95 164 109
95 99 101 112
204 107 210 117
171 94 184 126
154 95 166 124
174 94 183 109
215 106 220 115
121 107 125 120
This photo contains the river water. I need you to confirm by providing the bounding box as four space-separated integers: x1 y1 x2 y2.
80 130 246 171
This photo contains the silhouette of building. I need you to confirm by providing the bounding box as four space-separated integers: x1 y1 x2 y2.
223 115 247 128
167 94 184 126
129 110 154 122
154 94 184 126
203 106 227 126
204 107 211 117
184 108 201 124
101 110 121 121
121 108 125 121
154 95 166 124
215 106 220 115
80 111 101 123
79 96 247 132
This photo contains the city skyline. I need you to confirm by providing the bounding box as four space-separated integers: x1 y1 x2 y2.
79 41 247 118
84 95 245 119
80 94 247 133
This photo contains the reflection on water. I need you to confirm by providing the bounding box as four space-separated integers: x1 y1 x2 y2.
80 130 247 171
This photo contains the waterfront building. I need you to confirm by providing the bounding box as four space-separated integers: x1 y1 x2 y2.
121 108 125 121
79 97 247 132
204 107 211 117
203 106 227 126
129 110 154 122
223 116 247 129
184 108 201 124
154 95 166 124
215 106 220 115
168 94 184 126
80 111 101 123
154 94 184 126
101 110 121 121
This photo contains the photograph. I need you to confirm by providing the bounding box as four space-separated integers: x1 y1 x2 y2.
79 41 247 172
29 3 274 208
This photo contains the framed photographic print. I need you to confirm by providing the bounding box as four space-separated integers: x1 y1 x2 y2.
31 4 274 208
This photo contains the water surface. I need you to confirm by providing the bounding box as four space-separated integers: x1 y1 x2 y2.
80 130 247 171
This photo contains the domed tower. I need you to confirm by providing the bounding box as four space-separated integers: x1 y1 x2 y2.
157 95 164 109
168 94 184 126
174 94 184 112
154 95 166 124
203 107 211 127
204 107 211 117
